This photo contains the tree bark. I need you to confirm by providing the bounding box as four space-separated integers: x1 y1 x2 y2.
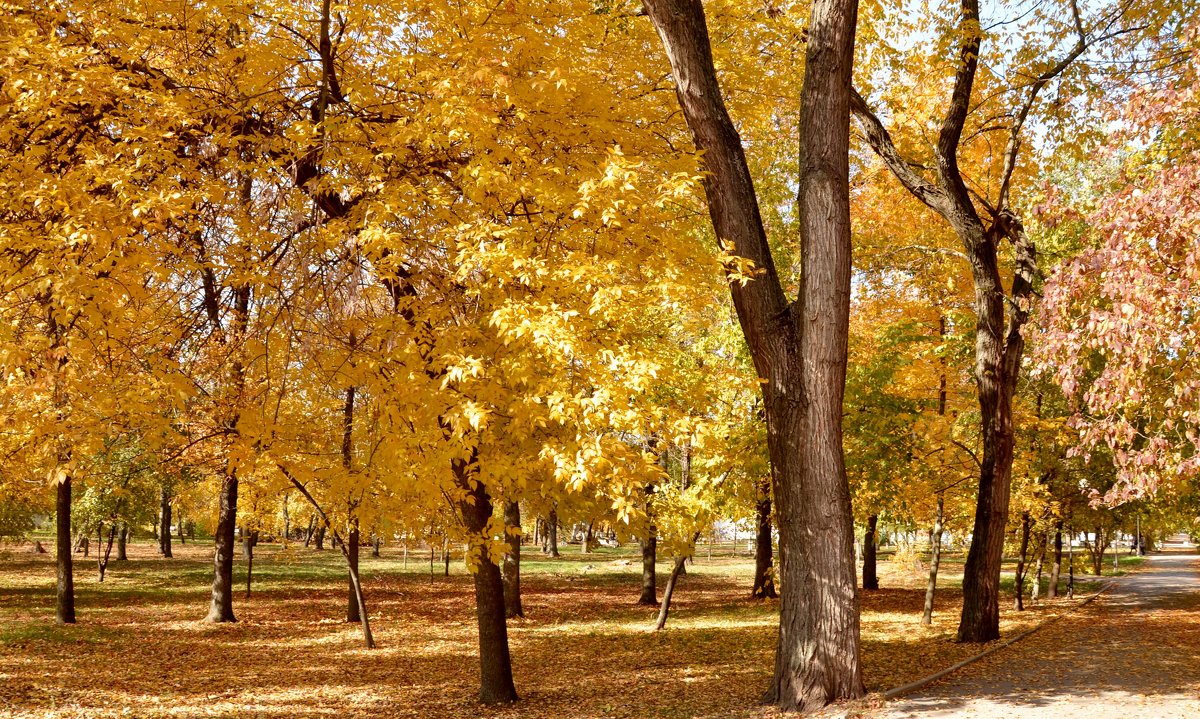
1049 522 1062 598
56 476 75 624
243 528 258 599
1014 512 1030 610
862 515 879 590
159 485 173 558
315 524 325 550
1030 532 1046 605
117 523 128 561
639 529 658 605
547 508 560 558
654 555 689 631
502 501 524 619
457 459 517 704
751 475 778 599
97 524 116 582
922 493 945 625
347 523 361 621
204 472 238 622
643 0 863 708
580 520 593 555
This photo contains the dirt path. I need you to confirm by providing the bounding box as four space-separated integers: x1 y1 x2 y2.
876 552 1200 718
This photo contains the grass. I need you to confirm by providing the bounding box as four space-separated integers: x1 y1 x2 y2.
0 537 1112 719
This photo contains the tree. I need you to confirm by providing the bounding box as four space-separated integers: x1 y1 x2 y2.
642 0 865 709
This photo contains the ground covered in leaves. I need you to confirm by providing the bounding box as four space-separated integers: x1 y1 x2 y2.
0 539 1116 718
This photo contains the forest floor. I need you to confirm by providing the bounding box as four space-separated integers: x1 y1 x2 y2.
873 550 1200 719
0 538 1132 719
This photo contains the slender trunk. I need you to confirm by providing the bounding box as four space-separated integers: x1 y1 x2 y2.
347 524 361 622
159 486 173 558
117 524 128 561
547 508 560 558
502 501 524 619
97 524 116 582
243 529 258 599
751 475 778 599
639 529 658 605
580 520 593 555
304 515 315 547
178 509 185 544
56 476 75 624
282 495 290 546
344 536 374 647
654 555 689 631
372 535 381 558
1067 527 1075 598
457 459 518 704
921 494 945 625
1049 522 1062 598
1014 512 1030 610
862 515 879 590
1031 533 1046 605
204 472 238 622
443 536 451 576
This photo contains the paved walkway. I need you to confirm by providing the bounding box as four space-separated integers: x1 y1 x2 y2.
877 552 1200 718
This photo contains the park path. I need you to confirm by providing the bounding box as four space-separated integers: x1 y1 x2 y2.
875 550 1200 718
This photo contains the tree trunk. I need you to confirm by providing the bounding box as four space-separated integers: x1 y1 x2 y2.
204 472 238 622
1030 532 1046 605
347 523 361 622
56 476 75 624
243 529 258 599
315 525 325 551
159 486 173 558
751 475 778 599
443 536 451 577
547 508 560 558
1067 527 1075 598
654 555 689 631
644 0 863 708
1049 522 1062 598
372 535 381 558
639 529 658 605
457 460 518 704
862 514 879 590
117 523 128 561
922 494 945 625
502 501 524 619
178 509 185 544
1014 512 1030 610
305 515 315 547
580 520 593 555
97 524 116 582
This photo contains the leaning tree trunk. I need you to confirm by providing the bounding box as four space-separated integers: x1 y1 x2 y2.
643 0 863 709
96 524 116 582
751 475 778 599
654 554 690 631
502 501 524 619
456 458 517 705
1049 522 1063 598
159 486 173 558
921 493 946 625
205 471 238 623
56 475 75 624
862 514 879 590
347 523 361 622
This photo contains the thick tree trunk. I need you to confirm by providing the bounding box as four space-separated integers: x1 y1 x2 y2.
639 529 658 605
922 494 945 625
1014 512 1030 610
654 555 689 631
751 475 777 599
547 508 560 558
862 515 879 590
204 472 238 622
117 524 128 561
1048 522 1063 598
315 525 326 550
56 476 75 624
159 486 172 558
457 460 517 704
347 524 361 621
644 0 863 709
502 501 524 619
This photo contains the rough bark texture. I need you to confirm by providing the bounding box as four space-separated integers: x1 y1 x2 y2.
751 475 778 599
56 476 75 624
204 472 238 622
922 494 946 625
643 0 863 709
457 461 517 704
862 515 879 590
547 509 560 558
639 530 658 605
502 501 524 619
159 486 172 558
